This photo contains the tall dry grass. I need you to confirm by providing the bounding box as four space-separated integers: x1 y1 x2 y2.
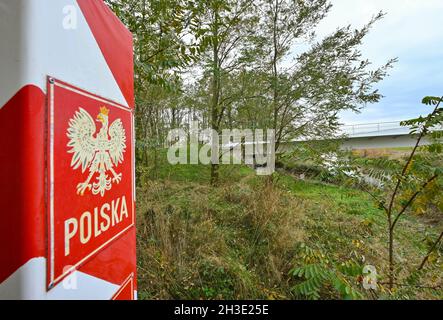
136 176 305 299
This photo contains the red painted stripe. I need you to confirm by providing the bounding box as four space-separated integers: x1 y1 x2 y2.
112 273 134 300
0 85 46 283
77 0 135 108
80 227 137 290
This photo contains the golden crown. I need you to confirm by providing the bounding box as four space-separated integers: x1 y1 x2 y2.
100 106 109 116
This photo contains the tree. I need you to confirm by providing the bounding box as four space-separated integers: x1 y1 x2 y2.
106 0 203 168
384 96 443 289
351 96 443 290
108 0 396 187
192 0 257 185
242 0 395 153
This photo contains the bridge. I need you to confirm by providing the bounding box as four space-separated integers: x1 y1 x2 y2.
337 121 438 150
219 120 441 155
277 121 442 151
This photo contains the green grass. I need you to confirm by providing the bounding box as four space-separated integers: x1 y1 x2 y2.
142 148 252 184
136 158 443 300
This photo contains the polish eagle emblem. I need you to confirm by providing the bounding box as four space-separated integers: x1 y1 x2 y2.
67 106 126 197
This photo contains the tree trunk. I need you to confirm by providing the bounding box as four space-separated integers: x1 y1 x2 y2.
267 0 279 185
388 225 394 290
210 6 220 186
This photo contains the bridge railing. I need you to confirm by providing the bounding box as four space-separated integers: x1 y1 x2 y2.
340 121 412 137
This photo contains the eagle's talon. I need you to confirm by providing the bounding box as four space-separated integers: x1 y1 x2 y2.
112 173 122 184
77 182 92 196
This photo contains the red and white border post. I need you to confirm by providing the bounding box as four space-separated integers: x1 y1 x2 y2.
0 0 136 299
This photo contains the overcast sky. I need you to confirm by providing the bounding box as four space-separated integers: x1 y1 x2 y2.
315 0 443 125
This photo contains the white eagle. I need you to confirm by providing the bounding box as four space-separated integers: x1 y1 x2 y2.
67 106 126 197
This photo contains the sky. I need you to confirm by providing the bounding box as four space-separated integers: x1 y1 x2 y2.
314 0 443 125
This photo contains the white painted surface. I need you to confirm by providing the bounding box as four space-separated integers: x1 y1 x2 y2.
0 258 119 300
0 0 127 109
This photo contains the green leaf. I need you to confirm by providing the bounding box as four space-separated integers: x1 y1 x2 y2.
422 96 442 106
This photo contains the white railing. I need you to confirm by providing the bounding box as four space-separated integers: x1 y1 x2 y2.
340 121 411 137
